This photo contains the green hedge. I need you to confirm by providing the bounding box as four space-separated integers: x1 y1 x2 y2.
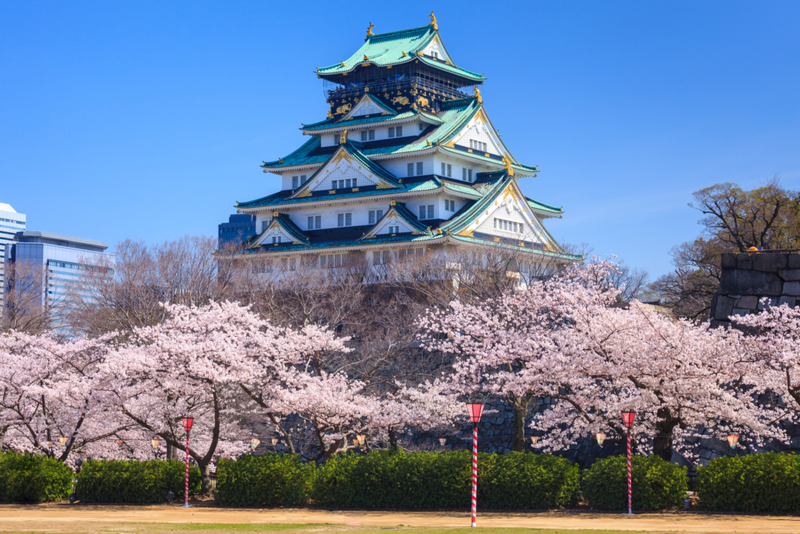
480 451 579 509
216 453 313 507
74 459 200 503
310 450 579 510
696 453 800 513
0 452 73 503
582 455 688 511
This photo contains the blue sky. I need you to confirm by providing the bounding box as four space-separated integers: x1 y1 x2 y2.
1 1 798 279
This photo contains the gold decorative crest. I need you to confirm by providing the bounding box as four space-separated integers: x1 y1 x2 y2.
366 22 374 37
429 11 438 30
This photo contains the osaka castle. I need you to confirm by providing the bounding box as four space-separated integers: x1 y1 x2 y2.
225 15 579 269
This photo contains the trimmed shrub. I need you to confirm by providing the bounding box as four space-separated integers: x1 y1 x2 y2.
74 459 200 503
481 452 579 509
696 453 800 513
312 449 579 510
0 452 73 503
312 449 470 509
216 453 313 507
582 455 688 511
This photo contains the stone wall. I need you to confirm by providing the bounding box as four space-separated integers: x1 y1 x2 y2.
710 252 800 327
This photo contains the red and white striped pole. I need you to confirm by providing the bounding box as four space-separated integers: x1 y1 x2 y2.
181 417 194 508
621 411 635 515
471 424 478 527
465 403 484 528
626 432 632 515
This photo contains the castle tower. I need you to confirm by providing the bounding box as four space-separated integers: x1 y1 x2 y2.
225 16 579 270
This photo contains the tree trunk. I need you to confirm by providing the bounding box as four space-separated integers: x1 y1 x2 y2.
166 442 178 459
199 461 214 496
510 393 534 452
653 407 679 461
388 428 399 450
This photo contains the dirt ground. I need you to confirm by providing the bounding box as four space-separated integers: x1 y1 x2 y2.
0 504 799 534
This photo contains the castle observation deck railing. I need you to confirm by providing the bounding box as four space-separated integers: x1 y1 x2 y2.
326 76 470 102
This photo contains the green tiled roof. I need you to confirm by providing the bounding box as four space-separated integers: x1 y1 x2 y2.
316 25 484 83
360 201 431 241
262 137 326 169
301 111 443 133
439 175 513 234
450 235 582 262
263 99 480 171
237 178 445 210
526 198 562 215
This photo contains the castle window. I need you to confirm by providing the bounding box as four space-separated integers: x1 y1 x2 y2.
262 221 269 232
272 236 281 244
396 125 403 137
419 205 434 220
468 169 473 181
447 164 452 177
419 122 425 132
445 199 455 212
407 163 414 177
292 176 299 189
373 251 390 265
307 216 321 230
416 162 423 175
389 127 395 138
361 131 367 141
337 213 352 227
469 139 488 152
387 225 399 234
369 129 375 140
432 51 439 59
321 253 348 268
368 209 384 224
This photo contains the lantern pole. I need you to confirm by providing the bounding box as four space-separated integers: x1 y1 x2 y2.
622 411 636 515
466 403 484 528
181 417 194 508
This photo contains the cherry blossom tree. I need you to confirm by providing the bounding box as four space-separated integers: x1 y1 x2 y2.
0 331 126 461
734 303 800 424
100 301 350 493
419 261 619 451
420 260 783 458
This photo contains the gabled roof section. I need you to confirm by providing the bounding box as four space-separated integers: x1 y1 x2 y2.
262 136 326 171
250 214 310 249
360 201 432 240
316 24 484 84
289 141 401 199
301 110 442 134
437 173 565 254
526 198 563 219
343 93 397 120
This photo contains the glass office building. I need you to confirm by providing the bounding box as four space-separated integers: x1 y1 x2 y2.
0 203 27 309
5 231 114 327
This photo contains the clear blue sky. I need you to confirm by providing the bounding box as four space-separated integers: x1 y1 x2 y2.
1 1 798 279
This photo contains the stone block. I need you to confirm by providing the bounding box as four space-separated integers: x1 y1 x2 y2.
736 254 753 270
719 269 783 295
721 253 736 269
789 255 800 269
732 308 750 316
713 295 735 320
736 295 759 309
785 282 800 296
753 254 787 272
779 296 797 307
758 297 778 310
780 269 800 281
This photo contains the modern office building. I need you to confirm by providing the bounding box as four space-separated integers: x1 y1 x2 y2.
218 214 256 249
0 203 27 309
5 231 114 326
